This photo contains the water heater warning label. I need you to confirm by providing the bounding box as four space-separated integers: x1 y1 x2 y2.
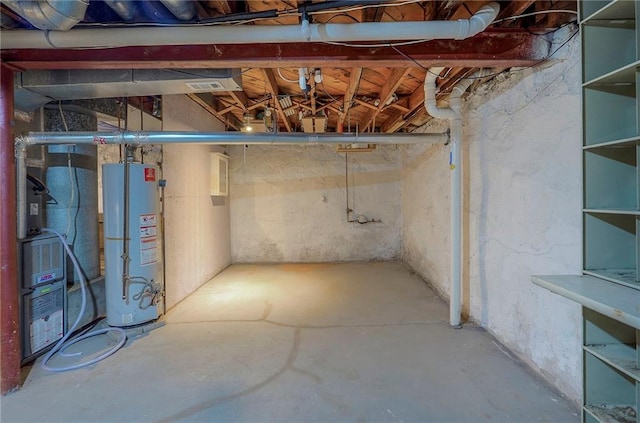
144 167 156 182
139 213 158 266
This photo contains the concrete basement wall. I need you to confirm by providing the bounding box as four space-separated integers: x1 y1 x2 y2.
229 145 401 262
401 30 583 403
161 94 231 308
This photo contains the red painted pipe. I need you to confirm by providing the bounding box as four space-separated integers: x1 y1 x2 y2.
0 64 20 395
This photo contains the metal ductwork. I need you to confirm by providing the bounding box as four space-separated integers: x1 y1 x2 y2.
103 0 137 21
14 68 243 112
159 0 196 21
3 0 88 31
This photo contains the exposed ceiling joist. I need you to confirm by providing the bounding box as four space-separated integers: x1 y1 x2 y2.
260 68 293 132
341 67 363 124
187 93 240 131
228 90 249 112
361 67 411 132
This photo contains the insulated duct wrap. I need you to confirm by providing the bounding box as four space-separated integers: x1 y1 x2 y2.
3 0 89 31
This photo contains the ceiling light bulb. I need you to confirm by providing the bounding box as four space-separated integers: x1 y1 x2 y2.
314 69 323 84
265 107 272 117
245 125 253 132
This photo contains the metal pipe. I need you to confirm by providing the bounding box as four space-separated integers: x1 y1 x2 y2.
3 0 89 31
424 67 481 329
1 2 499 49
121 147 132 302
0 64 20 395
15 142 27 239
20 131 448 146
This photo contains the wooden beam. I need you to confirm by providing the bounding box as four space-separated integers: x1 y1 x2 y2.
388 101 410 113
1 30 547 70
342 67 363 124
260 68 293 132
360 67 411 132
363 4 385 22
353 98 378 111
227 90 249 112
187 93 240 130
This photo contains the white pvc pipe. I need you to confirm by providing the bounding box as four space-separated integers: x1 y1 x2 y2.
0 2 499 50
424 68 480 328
17 131 448 146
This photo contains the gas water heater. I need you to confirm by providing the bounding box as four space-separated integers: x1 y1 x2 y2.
103 163 163 327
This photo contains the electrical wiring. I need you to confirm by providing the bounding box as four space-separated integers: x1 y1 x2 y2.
321 38 437 48
40 228 127 372
324 13 360 24
391 25 579 81
308 0 424 16
492 9 578 25
57 101 79 241
277 68 299 83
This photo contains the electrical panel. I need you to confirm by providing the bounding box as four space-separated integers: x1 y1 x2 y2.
20 234 67 362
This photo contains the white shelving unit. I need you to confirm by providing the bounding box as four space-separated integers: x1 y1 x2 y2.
533 2 640 422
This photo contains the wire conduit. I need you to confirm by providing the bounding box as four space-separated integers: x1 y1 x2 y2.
39 228 127 372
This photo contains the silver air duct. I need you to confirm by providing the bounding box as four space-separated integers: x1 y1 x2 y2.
3 0 89 31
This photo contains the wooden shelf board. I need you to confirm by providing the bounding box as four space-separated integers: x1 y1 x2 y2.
584 344 640 382
532 274 640 329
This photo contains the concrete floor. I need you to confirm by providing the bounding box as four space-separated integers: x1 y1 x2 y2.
2 262 579 422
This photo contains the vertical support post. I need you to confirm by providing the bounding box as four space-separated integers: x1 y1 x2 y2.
0 64 20 394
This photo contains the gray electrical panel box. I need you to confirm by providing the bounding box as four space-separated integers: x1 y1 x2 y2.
20 234 67 363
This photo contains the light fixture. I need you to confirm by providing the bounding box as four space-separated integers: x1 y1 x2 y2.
298 67 308 91
385 93 398 106
314 69 323 84
242 113 253 132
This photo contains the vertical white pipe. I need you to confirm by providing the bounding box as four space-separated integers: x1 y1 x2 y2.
15 142 27 239
424 70 479 328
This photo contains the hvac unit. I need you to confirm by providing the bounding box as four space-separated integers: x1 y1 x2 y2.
102 163 163 327
20 234 67 362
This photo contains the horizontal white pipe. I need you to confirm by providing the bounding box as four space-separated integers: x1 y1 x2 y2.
17 131 448 146
1 2 499 50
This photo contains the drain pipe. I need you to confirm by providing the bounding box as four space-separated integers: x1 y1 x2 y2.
424 67 479 328
1 2 499 49
18 132 448 146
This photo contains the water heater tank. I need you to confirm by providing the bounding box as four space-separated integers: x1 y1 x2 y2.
102 163 163 327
